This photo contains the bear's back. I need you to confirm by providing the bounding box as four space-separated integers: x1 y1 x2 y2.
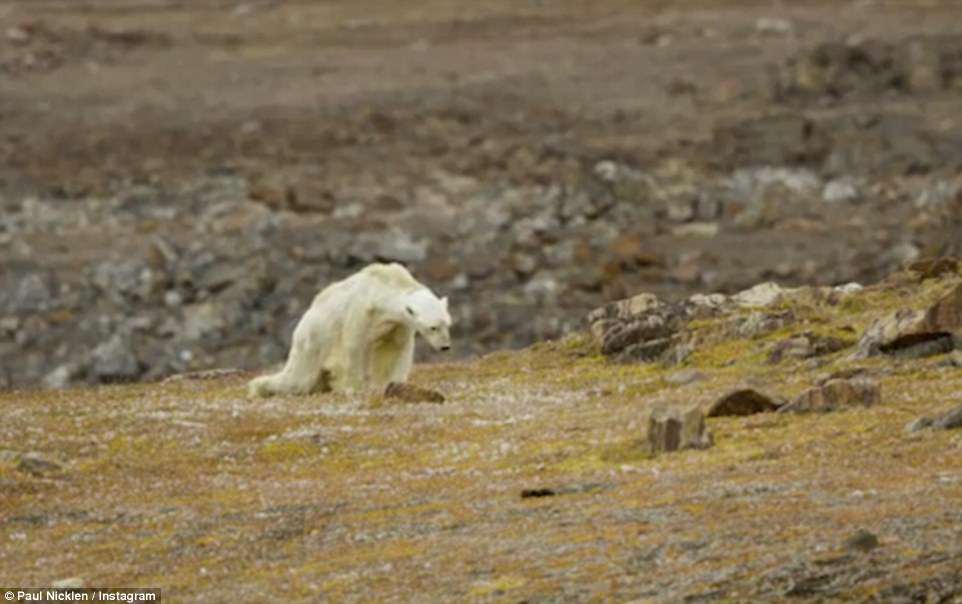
310 263 422 309
357 262 421 292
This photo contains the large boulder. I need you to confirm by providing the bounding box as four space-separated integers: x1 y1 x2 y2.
586 282 799 362
780 378 881 413
855 282 962 358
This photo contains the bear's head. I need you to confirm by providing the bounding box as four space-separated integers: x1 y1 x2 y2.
403 289 452 351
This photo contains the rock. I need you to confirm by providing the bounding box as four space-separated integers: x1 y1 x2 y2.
706 389 781 417
194 258 249 293
775 35 962 100
903 38 941 92
731 166 821 198
349 230 429 264
590 283 803 363
8 272 53 312
884 241 921 269
907 405 962 432
646 406 713 453
17 453 62 477
665 369 706 386
716 109 824 166
925 282 962 333
520 483 608 499
733 310 795 338
92 258 159 303
600 317 675 357
933 405 962 430
617 337 675 362
182 302 229 340
908 257 959 282
43 362 85 389
844 529 880 553
384 382 445 404
781 378 881 413
732 282 793 308
755 17 793 35
768 332 850 364
822 177 860 203
905 416 934 433
91 333 141 383
938 350 962 368
666 198 696 222
520 488 556 499
588 293 681 355
855 283 962 358
163 290 183 307
671 222 719 238
833 282 864 296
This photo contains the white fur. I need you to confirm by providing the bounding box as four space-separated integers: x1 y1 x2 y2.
248 263 452 397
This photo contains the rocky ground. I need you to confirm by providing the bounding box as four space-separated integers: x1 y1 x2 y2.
1 0 962 387
2 263 961 601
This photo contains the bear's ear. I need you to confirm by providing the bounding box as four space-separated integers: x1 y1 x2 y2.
405 305 416 317
441 296 448 309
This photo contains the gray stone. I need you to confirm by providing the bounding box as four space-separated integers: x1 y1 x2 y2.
9 272 53 312
768 332 850 364
646 406 713 454
665 369 706 386
92 259 158 302
844 529 880 553
781 378 881 413
732 282 794 308
734 310 795 338
182 302 229 340
671 222 719 238
933 404 962 430
91 333 141 382
938 350 962 368
17 453 62 477
755 16 793 35
905 416 934 433
43 363 85 389
822 177 860 203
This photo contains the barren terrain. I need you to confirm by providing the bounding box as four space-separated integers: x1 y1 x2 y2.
2 0 961 386
3 266 962 601
2 1 962 601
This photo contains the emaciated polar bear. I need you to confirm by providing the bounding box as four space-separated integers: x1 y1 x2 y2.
248 263 452 397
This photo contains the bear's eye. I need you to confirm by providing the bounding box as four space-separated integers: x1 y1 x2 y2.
430 326 438 332
406 306 415 316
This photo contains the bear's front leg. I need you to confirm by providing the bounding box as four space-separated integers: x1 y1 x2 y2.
386 329 415 384
341 329 371 394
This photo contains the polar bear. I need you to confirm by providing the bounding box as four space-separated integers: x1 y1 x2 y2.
248 263 452 397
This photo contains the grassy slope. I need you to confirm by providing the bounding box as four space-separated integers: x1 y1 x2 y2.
2 273 962 602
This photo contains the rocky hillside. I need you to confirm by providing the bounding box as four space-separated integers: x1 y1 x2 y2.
3 1 962 388
2 264 961 601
